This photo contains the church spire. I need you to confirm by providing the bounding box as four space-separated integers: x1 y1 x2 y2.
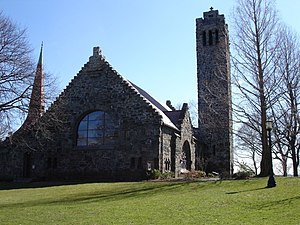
23 43 45 129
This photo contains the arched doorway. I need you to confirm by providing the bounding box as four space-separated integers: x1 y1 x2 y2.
182 141 191 170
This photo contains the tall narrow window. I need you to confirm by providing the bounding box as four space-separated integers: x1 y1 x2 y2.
77 111 117 147
53 158 58 169
154 158 159 169
47 158 52 169
209 30 213 45
137 157 142 169
130 157 136 169
165 158 170 171
215 29 219 43
202 31 207 46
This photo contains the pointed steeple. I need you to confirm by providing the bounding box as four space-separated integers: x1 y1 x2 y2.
23 43 45 129
38 42 43 65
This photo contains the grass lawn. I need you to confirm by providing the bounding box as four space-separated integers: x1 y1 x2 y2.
0 177 299 225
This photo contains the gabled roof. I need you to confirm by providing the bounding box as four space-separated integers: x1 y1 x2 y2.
127 81 179 131
48 47 180 131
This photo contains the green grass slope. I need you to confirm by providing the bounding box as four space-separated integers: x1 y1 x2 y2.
0 177 299 225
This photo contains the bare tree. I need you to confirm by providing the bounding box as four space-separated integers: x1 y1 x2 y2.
235 123 261 175
0 11 62 143
271 26 300 176
0 12 35 139
10 103 67 151
231 0 280 176
7 76 65 154
271 108 291 176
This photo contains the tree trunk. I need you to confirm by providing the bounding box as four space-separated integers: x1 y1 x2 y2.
252 151 258 176
282 157 287 177
259 106 270 176
257 39 270 177
291 145 299 176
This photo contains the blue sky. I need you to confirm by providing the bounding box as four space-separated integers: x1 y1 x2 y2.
1 0 300 107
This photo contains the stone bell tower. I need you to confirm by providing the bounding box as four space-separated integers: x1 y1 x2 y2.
196 8 233 175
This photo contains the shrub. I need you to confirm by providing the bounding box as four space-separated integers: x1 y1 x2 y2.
184 170 207 179
220 171 231 179
149 169 161 179
232 171 254 180
195 170 207 178
154 169 161 179
207 173 216 178
146 170 175 180
233 162 255 180
160 171 175 180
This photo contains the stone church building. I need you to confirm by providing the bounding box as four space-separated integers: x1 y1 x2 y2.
0 8 232 181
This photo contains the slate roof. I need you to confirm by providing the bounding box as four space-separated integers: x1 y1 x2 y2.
128 81 179 131
164 110 182 126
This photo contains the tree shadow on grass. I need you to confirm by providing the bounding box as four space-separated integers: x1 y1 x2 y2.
226 187 266 195
251 195 300 210
0 180 105 190
0 181 193 209
0 180 163 191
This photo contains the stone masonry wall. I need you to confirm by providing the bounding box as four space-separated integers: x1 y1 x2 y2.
30 47 166 181
196 9 233 175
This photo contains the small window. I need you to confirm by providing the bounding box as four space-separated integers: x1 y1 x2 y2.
47 158 52 169
130 157 136 169
53 158 57 169
154 158 159 169
209 30 213 45
202 31 207 46
77 111 117 147
137 157 142 169
47 157 58 169
215 29 219 43
165 158 170 171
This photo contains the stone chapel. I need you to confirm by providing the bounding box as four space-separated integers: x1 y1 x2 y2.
0 8 232 181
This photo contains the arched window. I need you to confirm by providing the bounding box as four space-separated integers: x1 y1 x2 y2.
77 111 117 147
